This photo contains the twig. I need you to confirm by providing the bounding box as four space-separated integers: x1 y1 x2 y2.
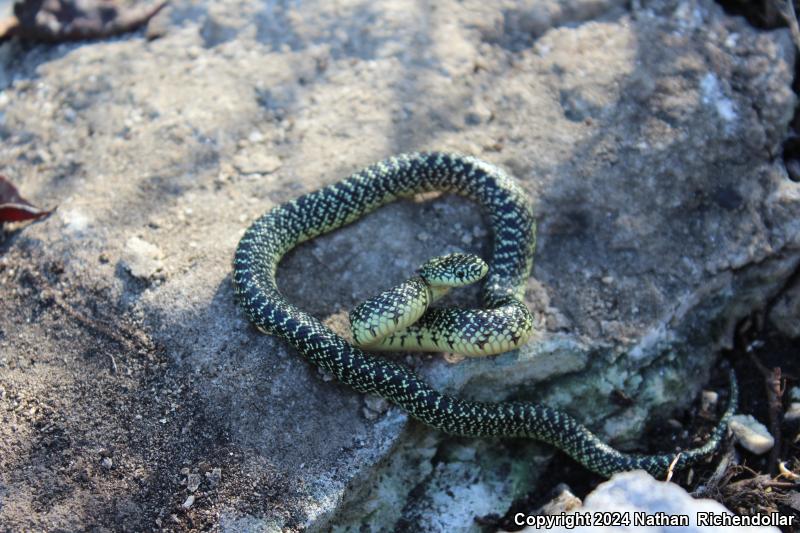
767 367 785 476
666 453 681 483
692 447 736 498
725 476 798 491
108 353 118 374
778 460 800 481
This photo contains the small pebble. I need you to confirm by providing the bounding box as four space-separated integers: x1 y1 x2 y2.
182 495 195 509
789 387 800 402
784 402 800 423
100 457 113 469
187 473 201 493
700 390 718 413
464 103 492 125
205 467 222 487
666 418 683 430
363 395 390 420
121 236 165 280
233 151 282 175
538 484 582 515
61 208 91 233
730 414 774 455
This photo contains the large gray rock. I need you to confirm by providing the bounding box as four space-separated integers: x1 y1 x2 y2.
0 0 797 531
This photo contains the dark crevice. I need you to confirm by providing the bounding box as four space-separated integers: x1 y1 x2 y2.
715 0 786 29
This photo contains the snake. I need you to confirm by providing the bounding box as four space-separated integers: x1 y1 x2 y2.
349 252 534 356
232 152 736 478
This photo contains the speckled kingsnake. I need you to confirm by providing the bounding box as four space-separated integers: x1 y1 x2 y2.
233 152 736 478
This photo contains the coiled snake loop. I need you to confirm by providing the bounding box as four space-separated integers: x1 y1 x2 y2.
233 152 735 477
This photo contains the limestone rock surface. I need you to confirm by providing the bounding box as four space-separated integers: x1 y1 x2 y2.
0 0 798 531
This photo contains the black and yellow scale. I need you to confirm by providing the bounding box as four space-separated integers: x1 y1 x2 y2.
233 152 736 477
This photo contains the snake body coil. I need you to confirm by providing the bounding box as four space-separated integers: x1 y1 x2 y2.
233 152 735 478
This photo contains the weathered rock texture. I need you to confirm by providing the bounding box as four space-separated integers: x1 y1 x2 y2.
0 0 798 531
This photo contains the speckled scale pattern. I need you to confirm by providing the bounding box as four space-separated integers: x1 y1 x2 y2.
350 277 429 346
417 253 488 287
372 297 533 356
233 152 736 477
350 252 528 354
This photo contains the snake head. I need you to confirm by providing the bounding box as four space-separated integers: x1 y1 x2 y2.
418 253 488 288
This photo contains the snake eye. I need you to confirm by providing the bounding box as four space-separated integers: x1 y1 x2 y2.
456 270 464 278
